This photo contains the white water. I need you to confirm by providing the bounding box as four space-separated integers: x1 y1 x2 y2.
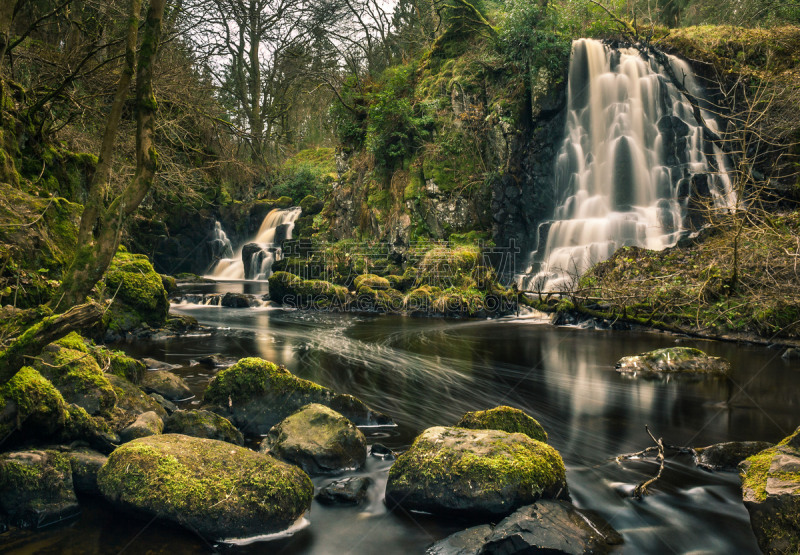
519 39 733 292
209 207 301 280
209 221 234 261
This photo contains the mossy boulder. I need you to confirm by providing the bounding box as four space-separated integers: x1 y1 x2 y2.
739 427 800 554
103 251 169 332
405 285 441 313
164 410 243 445
615 347 731 377
204 357 392 435
0 366 68 442
34 344 117 416
94 347 146 384
141 370 193 401
97 434 313 540
456 406 548 443
299 195 324 216
385 426 567 518
269 271 303 303
120 410 164 443
260 404 366 475
0 449 80 529
354 274 390 291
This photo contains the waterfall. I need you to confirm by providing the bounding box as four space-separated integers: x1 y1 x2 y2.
518 39 733 292
209 207 302 280
209 221 234 261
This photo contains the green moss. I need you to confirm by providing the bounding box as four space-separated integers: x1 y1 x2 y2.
34 346 117 415
456 406 548 442
103 251 169 330
354 274 390 291
93 347 146 384
269 271 303 302
0 366 68 439
204 357 325 407
54 331 90 353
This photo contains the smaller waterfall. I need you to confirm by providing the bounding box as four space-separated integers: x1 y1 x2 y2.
209 221 234 261
518 39 733 292
209 207 301 280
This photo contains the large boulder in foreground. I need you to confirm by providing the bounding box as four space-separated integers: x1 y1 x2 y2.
203 357 392 435
164 409 244 445
0 450 80 529
615 347 730 377
261 404 366 475
98 434 313 540
427 500 623 555
386 427 567 518
456 406 548 443
740 427 800 554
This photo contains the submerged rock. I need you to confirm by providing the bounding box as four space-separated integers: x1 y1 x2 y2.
695 441 773 471
98 434 313 540
0 449 81 529
120 410 164 442
316 477 372 506
385 427 567 518
203 357 392 435
740 427 800 554
456 406 548 443
164 409 243 445
370 443 395 460
428 500 622 555
615 347 730 377
261 403 366 475
141 370 193 401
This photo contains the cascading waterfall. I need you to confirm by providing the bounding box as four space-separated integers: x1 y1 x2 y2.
209 207 301 280
209 221 234 261
518 38 733 292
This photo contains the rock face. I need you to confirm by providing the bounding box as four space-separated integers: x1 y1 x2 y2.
615 347 731 377
141 370 193 401
386 427 567 518
456 406 548 443
164 409 244 445
316 477 372 506
120 410 164 442
740 427 800 554
695 441 773 471
261 404 366 475
0 450 81 529
428 500 623 555
203 357 392 435
98 434 313 540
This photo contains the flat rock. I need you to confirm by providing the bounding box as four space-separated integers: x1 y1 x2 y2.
98 434 313 540
315 477 372 505
615 347 730 377
427 525 493 555
386 427 567 518
141 370 193 401
695 441 773 471
261 403 366 475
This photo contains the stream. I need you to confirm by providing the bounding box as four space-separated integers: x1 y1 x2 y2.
3 280 798 554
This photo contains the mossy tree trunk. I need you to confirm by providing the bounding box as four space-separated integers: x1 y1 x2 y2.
52 0 166 312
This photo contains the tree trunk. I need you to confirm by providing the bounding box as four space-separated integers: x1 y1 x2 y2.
0 0 18 78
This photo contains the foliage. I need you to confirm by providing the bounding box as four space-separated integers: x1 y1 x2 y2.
498 0 570 76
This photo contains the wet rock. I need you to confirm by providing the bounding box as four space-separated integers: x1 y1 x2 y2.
142 357 180 370
203 357 393 435
456 406 548 443
149 393 178 414
164 409 243 445
120 411 164 442
370 443 395 460
386 427 567 518
615 347 730 377
316 477 372 505
63 447 108 496
695 441 773 471
427 525 494 555
98 434 313 540
141 370 193 401
198 354 229 367
221 292 255 308
740 427 800 554
0 450 81 529
261 403 366 475
782 347 800 361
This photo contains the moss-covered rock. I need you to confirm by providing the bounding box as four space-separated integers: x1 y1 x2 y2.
164 409 243 445
97 434 313 540
299 195 324 216
269 271 303 303
103 251 169 333
261 404 366 475
107 374 168 424
34 344 117 416
120 410 164 443
0 449 80 529
615 347 731 377
0 366 68 442
739 427 800 554
141 370 193 401
94 347 146 384
456 406 548 443
203 357 392 435
405 285 441 313
385 426 567 518
354 274 390 291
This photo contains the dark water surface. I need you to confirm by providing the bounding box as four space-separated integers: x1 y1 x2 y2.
3 282 799 554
